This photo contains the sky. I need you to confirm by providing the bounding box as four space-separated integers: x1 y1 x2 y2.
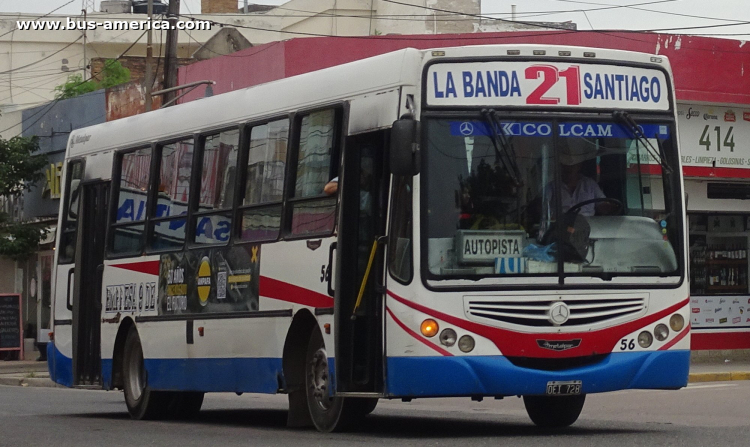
1 0 749 41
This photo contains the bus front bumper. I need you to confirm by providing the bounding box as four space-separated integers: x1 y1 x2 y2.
385 350 690 397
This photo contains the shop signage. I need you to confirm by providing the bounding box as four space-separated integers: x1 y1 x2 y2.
677 104 750 174
691 297 750 329
0 294 23 356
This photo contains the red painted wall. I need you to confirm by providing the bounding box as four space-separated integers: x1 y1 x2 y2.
179 30 750 105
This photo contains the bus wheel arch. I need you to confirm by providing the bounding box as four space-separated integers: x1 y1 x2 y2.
111 317 135 390
282 309 318 427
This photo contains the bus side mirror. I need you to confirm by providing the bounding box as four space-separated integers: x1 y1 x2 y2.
390 116 420 176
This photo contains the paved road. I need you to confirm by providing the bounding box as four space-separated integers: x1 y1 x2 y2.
1 382 749 446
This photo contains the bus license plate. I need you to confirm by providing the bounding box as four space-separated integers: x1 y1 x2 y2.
546 381 582 396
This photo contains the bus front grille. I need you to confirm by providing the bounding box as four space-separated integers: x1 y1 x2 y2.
465 294 648 329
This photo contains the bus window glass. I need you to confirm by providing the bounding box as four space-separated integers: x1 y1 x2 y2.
150 139 193 250
116 148 152 224
290 109 338 236
294 109 335 198
245 119 288 205
241 206 282 241
424 118 678 279
238 119 288 242
388 176 413 283
112 224 146 255
193 130 239 245
58 160 84 263
157 139 194 218
199 130 238 211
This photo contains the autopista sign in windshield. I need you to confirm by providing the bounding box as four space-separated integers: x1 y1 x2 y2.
426 61 670 110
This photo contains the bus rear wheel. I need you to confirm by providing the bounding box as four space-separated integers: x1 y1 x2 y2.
122 327 174 420
523 394 586 428
305 329 367 432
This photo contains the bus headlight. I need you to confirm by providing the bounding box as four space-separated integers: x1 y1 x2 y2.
458 335 475 352
670 314 685 332
638 331 653 348
439 328 457 347
654 324 669 341
420 319 438 337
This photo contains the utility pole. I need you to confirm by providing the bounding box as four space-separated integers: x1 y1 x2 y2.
162 0 181 106
82 9 87 79
144 0 154 111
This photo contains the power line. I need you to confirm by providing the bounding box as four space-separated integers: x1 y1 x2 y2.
2 28 149 137
0 0 76 40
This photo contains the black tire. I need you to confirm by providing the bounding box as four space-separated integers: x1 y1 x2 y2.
305 329 364 432
523 394 586 428
169 392 205 420
122 327 174 420
351 398 378 417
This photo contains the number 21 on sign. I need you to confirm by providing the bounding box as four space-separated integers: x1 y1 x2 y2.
525 65 581 106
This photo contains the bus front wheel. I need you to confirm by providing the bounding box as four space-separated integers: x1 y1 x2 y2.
122 326 173 420
305 329 368 432
523 394 585 428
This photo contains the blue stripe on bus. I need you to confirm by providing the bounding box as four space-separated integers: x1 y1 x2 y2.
385 350 690 397
143 358 284 393
47 342 73 388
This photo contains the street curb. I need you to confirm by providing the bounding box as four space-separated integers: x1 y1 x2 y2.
0 376 63 388
688 372 750 383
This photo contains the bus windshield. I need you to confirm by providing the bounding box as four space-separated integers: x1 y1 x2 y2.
424 117 681 280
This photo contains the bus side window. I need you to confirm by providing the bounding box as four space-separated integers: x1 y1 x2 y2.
110 148 152 255
239 119 289 242
149 139 194 251
193 129 239 245
288 108 340 237
58 160 84 264
388 175 413 283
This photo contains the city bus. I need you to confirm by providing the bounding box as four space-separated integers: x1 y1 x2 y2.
48 44 689 431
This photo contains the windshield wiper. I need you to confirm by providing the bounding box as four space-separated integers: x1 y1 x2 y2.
481 108 522 186
612 111 673 175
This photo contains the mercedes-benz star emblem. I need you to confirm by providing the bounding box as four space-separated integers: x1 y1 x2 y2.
459 122 474 136
548 302 570 325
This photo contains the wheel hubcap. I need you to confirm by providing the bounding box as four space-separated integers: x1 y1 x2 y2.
309 347 332 410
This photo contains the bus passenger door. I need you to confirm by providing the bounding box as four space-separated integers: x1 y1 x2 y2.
71 180 109 387
335 130 388 393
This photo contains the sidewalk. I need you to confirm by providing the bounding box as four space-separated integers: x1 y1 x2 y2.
2 358 750 389
0 360 59 388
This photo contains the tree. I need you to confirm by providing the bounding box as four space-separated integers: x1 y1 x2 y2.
0 136 48 260
54 59 131 100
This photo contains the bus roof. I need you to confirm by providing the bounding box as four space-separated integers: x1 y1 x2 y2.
66 44 670 158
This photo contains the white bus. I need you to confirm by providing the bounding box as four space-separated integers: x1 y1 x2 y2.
48 44 689 431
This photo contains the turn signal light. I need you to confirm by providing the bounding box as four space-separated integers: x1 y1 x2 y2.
420 319 438 337
670 314 685 332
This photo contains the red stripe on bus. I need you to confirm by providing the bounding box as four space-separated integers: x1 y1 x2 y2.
659 324 690 351
110 260 160 276
260 276 334 309
387 290 689 358
386 307 452 357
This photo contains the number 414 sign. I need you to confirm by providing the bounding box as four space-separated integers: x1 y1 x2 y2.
427 61 670 111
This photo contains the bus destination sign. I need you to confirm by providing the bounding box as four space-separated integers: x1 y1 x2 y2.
426 62 669 111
